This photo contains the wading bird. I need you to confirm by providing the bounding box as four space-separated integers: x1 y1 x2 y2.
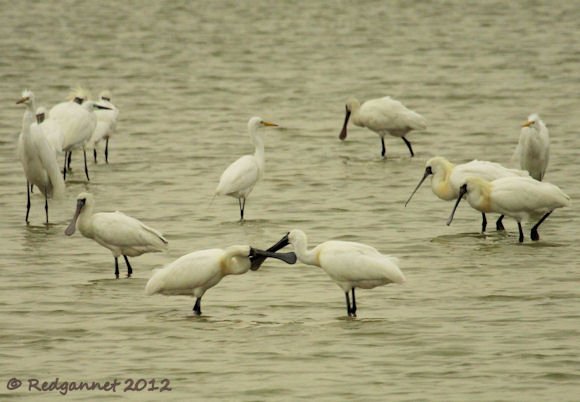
513 114 550 181
271 229 405 317
447 176 570 243
338 96 426 158
405 156 530 232
215 117 278 220
88 90 119 163
65 192 168 278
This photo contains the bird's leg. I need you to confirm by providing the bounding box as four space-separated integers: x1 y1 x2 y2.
351 288 357 317
30 183 34 193
402 137 414 157
63 153 68 180
93 148 98 164
44 195 49 225
517 222 524 243
25 181 31 223
345 292 353 317
496 215 505 231
83 150 90 181
67 151 72 170
123 255 133 278
481 213 487 233
193 298 202 316
380 137 386 158
239 198 246 221
531 212 552 241
105 138 109 164
114 257 120 279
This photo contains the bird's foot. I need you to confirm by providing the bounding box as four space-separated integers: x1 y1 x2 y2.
531 229 540 241
496 222 505 231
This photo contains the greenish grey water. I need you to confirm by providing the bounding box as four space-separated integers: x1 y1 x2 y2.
1 1 579 401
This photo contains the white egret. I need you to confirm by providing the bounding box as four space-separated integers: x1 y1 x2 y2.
215 116 278 220
405 156 530 232
271 230 405 317
447 177 570 243
88 90 119 163
513 114 550 181
35 106 64 157
339 96 426 158
65 192 168 278
146 246 296 315
16 91 65 223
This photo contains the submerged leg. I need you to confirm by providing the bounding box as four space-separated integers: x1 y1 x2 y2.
239 198 246 221
93 148 98 163
105 138 109 164
531 212 552 241
517 222 524 243
63 153 68 180
123 255 133 277
114 257 120 279
25 181 31 223
380 137 386 158
193 297 202 316
44 195 49 224
345 292 353 317
83 150 90 181
351 288 357 317
481 213 487 233
30 183 34 193
402 137 414 157
496 215 505 231
67 151 72 170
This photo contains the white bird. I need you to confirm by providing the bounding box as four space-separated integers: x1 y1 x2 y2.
146 245 296 315
339 96 426 158
513 114 550 181
50 87 97 181
88 90 119 164
16 91 65 223
447 176 570 243
65 192 168 278
405 156 530 232
215 116 278 220
272 229 405 317
35 106 64 157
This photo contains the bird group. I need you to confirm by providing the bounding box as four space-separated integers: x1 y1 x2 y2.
15 90 571 318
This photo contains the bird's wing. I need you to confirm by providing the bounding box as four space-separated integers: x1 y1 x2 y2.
216 155 260 195
493 178 570 213
30 124 65 198
452 161 529 187
362 97 426 131
91 212 167 248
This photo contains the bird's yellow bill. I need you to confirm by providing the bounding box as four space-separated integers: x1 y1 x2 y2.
522 120 533 128
261 121 278 127
16 97 29 104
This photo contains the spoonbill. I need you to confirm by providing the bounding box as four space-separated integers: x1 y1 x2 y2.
146 246 296 315
16 91 65 223
405 156 530 232
88 90 119 163
215 116 278 220
447 176 570 243
338 96 426 158
271 229 405 317
513 114 550 181
35 107 64 157
65 192 168 278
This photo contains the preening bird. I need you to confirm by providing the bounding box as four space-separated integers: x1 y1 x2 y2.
65 192 168 278
145 246 296 315
339 96 426 158
513 114 550 181
447 176 570 243
215 116 278 220
271 229 405 317
88 90 119 163
405 156 530 232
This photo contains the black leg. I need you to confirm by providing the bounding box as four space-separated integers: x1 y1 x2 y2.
496 215 505 231
63 153 68 180
351 288 357 317
67 151 72 170
93 148 97 163
105 138 109 164
402 137 414 157
123 255 133 278
380 137 386 158
25 181 31 223
531 212 552 241
44 195 49 224
239 198 246 221
345 292 352 316
193 297 202 316
83 150 90 181
114 257 119 279
481 213 487 233
517 222 524 243
30 183 34 193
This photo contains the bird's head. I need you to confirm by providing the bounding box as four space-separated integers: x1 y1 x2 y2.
248 116 278 131
16 89 34 105
522 113 542 129
65 192 94 236
35 106 47 124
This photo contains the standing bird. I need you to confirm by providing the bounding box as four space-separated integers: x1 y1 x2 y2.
88 90 119 163
215 116 278 220
513 114 550 181
447 177 570 243
16 91 65 223
339 96 426 158
145 246 296 316
65 192 168 278
35 106 64 157
271 229 405 317
405 156 530 232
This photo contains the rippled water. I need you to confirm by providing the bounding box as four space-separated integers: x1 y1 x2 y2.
1 1 579 401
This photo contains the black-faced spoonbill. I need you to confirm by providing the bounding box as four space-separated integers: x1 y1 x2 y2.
145 246 296 315
338 96 426 158
88 90 119 164
447 176 570 243
65 192 168 278
214 116 278 221
405 156 530 232
271 229 405 317
16 91 65 223
513 114 550 181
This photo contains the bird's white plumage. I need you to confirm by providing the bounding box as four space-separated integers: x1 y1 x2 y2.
35 107 65 156
50 88 97 152
513 114 550 181
88 91 119 150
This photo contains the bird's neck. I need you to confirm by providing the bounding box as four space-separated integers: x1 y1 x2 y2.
293 241 320 267
222 247 251 275
21 103 36 132
77 205 95 238
432 162 456 200
251 132 265 170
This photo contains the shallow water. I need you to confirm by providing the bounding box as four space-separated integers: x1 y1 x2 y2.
1 1 579 401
